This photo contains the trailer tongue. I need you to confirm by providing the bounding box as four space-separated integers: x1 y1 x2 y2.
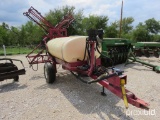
23 6 149 109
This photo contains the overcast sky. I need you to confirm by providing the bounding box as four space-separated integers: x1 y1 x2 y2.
0 0 160 27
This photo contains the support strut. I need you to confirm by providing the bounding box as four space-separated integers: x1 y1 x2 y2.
101 86 107 96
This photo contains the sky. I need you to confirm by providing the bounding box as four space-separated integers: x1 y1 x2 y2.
0 0 160 27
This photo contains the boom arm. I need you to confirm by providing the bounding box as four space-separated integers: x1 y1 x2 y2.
23 6 54 32
23 6 75 65
55 13 74 29
23 6 74 38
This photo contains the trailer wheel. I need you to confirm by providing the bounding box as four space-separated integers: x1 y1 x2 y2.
44 63 56 84
13 66 19 82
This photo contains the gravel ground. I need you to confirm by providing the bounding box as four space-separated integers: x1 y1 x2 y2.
0 55 160 120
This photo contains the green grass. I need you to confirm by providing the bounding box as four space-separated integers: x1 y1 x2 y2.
0 47 39 56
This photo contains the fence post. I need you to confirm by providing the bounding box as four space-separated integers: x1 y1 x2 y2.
3 45 6 58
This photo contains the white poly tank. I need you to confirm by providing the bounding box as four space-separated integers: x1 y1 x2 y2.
47 36 101 62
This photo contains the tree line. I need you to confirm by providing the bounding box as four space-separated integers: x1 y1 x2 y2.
0 6 160 46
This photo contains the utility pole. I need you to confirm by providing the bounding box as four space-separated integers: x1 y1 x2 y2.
119 0 123 38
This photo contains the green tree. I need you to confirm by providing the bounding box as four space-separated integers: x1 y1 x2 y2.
132 23 150 42
119 17 134 39
82 15 108 35
23 21 38 45
104 17 134 38
19 25 26 46
45 6 84 35
2 22 9 30
121 17 134 34
145 18 160 34
132 18 160 42
154 34 160 41
104 22 119 38
0 26 4 45
8 26 20 45
0 22 10 45
18 21 44 46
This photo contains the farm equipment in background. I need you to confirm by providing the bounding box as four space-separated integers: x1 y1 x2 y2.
100 38 160 73
123 41 160 73
126 48 160 73
133 42 160 58
0 58 26 82
23 6 149 110
0 45 25 82
101 38 132 67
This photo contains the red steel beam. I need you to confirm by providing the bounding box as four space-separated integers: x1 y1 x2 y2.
98 76 149 109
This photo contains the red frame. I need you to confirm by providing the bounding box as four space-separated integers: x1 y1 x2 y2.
24 6 149 109
26 38 149 109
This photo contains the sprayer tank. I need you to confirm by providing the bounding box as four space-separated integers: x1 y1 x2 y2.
47 36 101 62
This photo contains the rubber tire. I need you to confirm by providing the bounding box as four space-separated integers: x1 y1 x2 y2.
44 63 56 84
13 65 19 82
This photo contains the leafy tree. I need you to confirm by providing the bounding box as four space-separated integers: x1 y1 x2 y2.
1 5 160 46
2 22 9 30
0 22 10 45
8 26 20 45
18 21 44 46
132 18 160 42
118 17 134 39
145 18 160 34
0 22 22 46
121 17 134 34
23 21 38 45
45 6 84 35
82 15 108 35
132 23 150 42
154 34 160 41
104 22 119 38
0 26 4 45
104 17 134 38
19 25 26 46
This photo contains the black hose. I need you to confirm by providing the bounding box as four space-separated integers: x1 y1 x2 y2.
70 71 89 84
70 71 117 84
87 73 117 84
83 38 91 64
87 41 91 63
